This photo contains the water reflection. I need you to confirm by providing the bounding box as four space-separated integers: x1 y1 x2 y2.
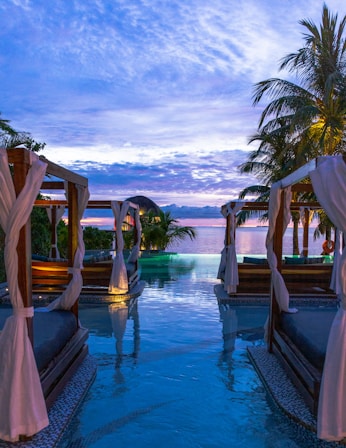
139 253 195 287
217 303 238 389
217 303 267 394
219 303 238 356
108 298 140 370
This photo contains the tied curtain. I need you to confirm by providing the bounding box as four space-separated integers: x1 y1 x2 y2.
310 156 346 442
109 201 130 294
265 182 297 314
127 206 141 263
217 202 243 294
46 205 65 259
46 184 90 311
0 149 49 442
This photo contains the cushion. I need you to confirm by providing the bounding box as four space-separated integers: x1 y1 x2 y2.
32 254 49 261
280 308 336 370
305 257 325 264
83 254 96 264
243 256 268 265
284 256 305 265
0 307 77 372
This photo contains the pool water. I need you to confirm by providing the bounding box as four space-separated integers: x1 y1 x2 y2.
60 255 327 447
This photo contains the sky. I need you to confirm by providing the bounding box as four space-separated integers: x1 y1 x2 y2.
1 0 345 220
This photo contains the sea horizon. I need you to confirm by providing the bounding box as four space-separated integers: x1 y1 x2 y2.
167 225 327 256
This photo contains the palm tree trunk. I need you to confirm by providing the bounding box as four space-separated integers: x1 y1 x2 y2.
292 213 300 255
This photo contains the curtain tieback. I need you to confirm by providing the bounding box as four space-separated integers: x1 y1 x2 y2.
14 307 34 318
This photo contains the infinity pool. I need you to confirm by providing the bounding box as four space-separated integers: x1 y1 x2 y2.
59 254 330 447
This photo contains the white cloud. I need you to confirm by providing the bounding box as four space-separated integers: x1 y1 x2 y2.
1 0 346 206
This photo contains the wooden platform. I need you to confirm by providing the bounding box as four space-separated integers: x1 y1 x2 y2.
32 260 141 296
236 262 334 295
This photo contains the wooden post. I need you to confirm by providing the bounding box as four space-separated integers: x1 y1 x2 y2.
226 213 231 246
11 148 34 343
68 182 79 320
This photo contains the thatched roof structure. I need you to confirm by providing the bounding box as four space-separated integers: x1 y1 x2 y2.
125 195 161 215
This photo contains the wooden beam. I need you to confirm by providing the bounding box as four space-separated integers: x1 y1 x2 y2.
280 159 317 188
41 181 65 190
39 156 88 187
11 149 33 343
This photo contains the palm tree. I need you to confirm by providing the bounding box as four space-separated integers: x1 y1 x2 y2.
238 4 346 250
0 112 45 151
140 210 197 251
0 114 46 280
253 4 346 157
238 125 304 253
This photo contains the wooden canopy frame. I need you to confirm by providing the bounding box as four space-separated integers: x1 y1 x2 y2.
31 198 141 295
219 187 334 295
266 158 339 414
6 147 90 408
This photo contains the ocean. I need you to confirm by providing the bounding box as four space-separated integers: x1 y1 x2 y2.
167 226 326 256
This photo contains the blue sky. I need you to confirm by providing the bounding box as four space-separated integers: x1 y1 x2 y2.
1 0 345 213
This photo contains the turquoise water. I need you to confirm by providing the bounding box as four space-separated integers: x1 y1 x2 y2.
59 255 326 447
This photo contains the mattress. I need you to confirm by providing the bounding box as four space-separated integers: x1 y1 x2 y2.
0 306 77 372
279 307 337 370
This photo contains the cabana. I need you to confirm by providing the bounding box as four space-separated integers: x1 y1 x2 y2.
0 147 91 442
264 155 346 442
217 197 334 296
31 199 143 297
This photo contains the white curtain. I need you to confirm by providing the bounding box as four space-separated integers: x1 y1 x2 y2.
265 182 297 313
46 205 65 258
127 206 142 263
217 202 243 294
310 156 346 442
0 149 49 442
109 201 130 294
46 184 89 311
217 210 228 280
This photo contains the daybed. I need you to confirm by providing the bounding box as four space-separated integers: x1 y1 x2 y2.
217 197 335 295
31 199 142 295
234 258 333 294
0 147 90 442
264 155 346 442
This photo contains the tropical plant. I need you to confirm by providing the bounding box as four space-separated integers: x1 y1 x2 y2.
238 4 346 251
140 210 197 251
238 126 305 254
31 206 51 256
252 4 346 157
0 112 46 151
0 115 46 280
83 226 113 250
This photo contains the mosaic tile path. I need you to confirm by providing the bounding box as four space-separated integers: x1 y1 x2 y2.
248 346 344 447
0 355 97 448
